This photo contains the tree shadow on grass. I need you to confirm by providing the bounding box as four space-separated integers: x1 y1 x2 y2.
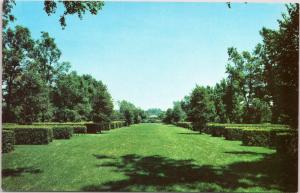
81 153 297 192
2 166 43 177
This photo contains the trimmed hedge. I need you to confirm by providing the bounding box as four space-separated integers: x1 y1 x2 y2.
53 126 73 139
241 130 273 147
73 126 87 134
241 129 290 147
223 128 244 141
111 121 126 129
86 121 126 133
203 126 226 137
6 127 53 145
86 123 102 133
2 130 15 153
175 122 193 130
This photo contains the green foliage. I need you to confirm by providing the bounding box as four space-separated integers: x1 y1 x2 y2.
118 100 145 125
188 86 212 131
53 126 73 139
2 0 104 29
2 25 34 122
212 80 228 123
2 0 16 29
110 121 126 129
3 127 53 145
146 108 164 117
90 81 113 123
203 126 226 137
73 126 87 134
2 130 15 153
44 1 104 29
172 101 185 123
17 69 52 124
260 4 299 128
163 108 173 124
85 123 103 134
85 121 126 133
241 130 274 147
175 122 193 130
2 25 113 124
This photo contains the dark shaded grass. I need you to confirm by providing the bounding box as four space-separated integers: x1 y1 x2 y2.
82 153 297 192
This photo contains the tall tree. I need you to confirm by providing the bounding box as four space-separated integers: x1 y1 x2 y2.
163 108 173 124
172 101 185 123
212 79 228 123
17 68 51 124
188 86 212 131
2 26 34 122
260 4 299 128
90 80 113 123
31 32 62 84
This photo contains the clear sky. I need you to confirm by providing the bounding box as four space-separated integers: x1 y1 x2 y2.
11 1 286 110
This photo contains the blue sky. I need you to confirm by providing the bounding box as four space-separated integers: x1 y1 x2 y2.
11 2 286 110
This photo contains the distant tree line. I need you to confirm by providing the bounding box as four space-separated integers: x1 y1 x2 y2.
112 100 147 126
163 4 299 129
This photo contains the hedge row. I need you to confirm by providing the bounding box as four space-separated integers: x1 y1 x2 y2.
2 130 15 153
86 121 125 133
175 122 295 149
53 127 74 139
4 127 53 145
73 126 87 134
110 121 126 129
34 124 88 135
175 122 193 130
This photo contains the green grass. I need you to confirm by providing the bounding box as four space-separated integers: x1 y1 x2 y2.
2 123 297 192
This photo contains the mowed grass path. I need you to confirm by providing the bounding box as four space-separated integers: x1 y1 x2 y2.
2 123 297 192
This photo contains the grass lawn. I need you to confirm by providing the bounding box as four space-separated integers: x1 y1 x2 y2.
2 123 297 192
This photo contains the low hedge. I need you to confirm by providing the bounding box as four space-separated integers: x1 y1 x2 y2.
111 121 126 129
2 130 15 153
203 126 226 137
241 129 273 147
6 127 53 145
86 123 102 133
175 122 193 130
73 126 87 134
223 128 244 141
86 121 126 133
53 126 74 139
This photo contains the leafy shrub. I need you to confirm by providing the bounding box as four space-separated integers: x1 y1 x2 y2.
110 121 125 129
211 126 226 137
176 122 193 130
101 122 111 131
2 130 15 153
224 128 244 141
203 126 226 137
241 129 272 147
5 127 53 144
73 126 87 134
53 126 73 139
86 123 102 133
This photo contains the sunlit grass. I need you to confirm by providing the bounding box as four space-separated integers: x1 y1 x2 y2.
2 123 296 192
